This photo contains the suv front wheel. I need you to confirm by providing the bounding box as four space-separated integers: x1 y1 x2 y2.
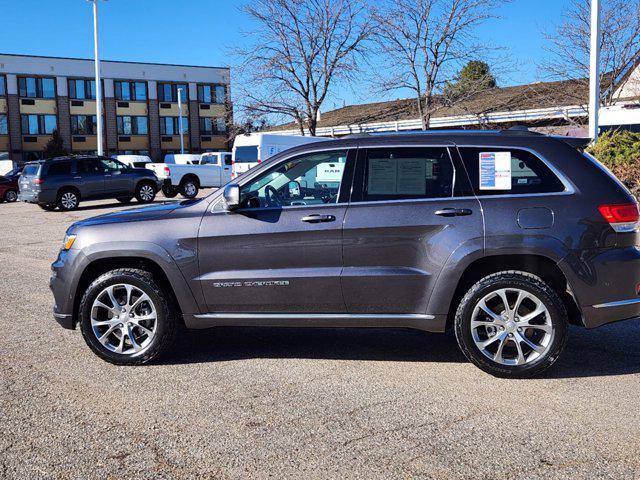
135 181 157 203
79 268 177 365
454 271 568 378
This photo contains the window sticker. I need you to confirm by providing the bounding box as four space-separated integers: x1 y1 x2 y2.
368 158 397 194
368 158 428 195
479 152 512 190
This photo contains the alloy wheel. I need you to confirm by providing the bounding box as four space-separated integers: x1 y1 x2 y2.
5 190 17 202
184 182 196 196
61 192 78 210
90 283 158 355
139 184 155 202
470 288 554 366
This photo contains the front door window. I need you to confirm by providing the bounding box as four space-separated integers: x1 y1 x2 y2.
239 150 348 208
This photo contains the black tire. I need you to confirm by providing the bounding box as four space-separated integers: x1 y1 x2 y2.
57 188 80 211
135 181 157 203
78 268 177 365
39 203 57 211
161 185 179 198
4 190 17 202
117 197 133 204
179 177 199 199
454 271 568 378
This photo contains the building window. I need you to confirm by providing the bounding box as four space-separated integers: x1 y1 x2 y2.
200 117 226 134
0 115 7 135
160 117 188 135
158 83 188 103
115 81 147 101
0 76 5 96
68 79 96 100
18 77 56 99
117 116 148 135
71 115 97 135
21 114 57 135
197 84 226 104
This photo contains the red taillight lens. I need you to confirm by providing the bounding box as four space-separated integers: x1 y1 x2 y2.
598 203 640 223
257 158 262 164
163 166 171 176
33 178 43 185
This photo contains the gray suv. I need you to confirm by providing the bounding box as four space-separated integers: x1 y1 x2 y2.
50 130 640 377
18 156 160 211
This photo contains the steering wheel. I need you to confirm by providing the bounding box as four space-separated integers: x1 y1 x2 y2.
264 185 282 207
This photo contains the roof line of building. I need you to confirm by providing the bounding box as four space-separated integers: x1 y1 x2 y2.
0 52 230 71
268 104 590 137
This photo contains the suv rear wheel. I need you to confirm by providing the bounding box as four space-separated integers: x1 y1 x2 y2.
135 181 156 203
57 189 80 211
454 271 568 378
180 177 199 199
78 268 177 365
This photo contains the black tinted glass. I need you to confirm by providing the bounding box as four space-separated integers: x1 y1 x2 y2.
46 161 72 176
77 159 103 174
235 146 258 163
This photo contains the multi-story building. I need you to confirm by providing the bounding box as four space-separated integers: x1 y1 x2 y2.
0 53 231 164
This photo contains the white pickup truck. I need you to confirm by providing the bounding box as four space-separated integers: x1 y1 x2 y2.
146 154 232 199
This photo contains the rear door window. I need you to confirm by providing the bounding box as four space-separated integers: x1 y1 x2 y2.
77 158 104 175
353 147 455 202
457 147 565 195
46 161 72 177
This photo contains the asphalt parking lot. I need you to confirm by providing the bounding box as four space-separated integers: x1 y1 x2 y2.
1 194 639 479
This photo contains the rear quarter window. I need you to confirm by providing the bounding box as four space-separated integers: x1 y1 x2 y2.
458 147 565 195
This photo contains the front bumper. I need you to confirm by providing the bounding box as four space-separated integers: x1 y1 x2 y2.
50 247 86 330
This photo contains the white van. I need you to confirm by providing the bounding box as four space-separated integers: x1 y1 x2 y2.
112 155 152 169
164 154 203 165
231 133 330 178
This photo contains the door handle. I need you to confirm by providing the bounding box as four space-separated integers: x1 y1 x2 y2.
73 176 82 179
301 214 336 223
434 208 473 217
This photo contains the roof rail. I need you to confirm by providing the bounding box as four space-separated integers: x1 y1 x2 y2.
500 125 543 136
341 133 372 139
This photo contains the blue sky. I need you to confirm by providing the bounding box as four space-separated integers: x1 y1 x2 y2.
1 0 569 109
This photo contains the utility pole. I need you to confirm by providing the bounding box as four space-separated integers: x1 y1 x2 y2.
89 0 105 155
589 0 601 141
177 88 185 154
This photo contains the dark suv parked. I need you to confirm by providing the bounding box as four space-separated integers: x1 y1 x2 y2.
50 130 640 377
18 156 160 211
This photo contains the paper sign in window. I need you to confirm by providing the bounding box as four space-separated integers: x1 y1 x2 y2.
397 159 426 194
368 158 428 195
479 152 512 190
368 158 397 194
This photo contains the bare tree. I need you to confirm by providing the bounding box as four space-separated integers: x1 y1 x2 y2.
372 0 505 130
234 0 372 136
543 0 640 106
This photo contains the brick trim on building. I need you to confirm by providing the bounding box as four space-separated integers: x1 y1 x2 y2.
7 94 22 163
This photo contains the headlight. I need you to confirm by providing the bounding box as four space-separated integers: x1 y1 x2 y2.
62 234 77 251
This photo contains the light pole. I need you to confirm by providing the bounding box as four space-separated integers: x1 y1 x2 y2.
88 0 105 156
589 0 601 141
177 88 185 154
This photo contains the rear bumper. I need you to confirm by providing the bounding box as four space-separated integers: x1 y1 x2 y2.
18 191 40 203
560 246 640 328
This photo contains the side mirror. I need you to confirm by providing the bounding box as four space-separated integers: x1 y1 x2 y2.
223 183 240 210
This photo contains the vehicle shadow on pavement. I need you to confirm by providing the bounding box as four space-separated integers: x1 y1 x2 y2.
161 320 640 378
166 327 467 364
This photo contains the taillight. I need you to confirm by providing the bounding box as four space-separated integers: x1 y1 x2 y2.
163 166 171 176
257 159 262 164
598 203 640 232
33 178 43 185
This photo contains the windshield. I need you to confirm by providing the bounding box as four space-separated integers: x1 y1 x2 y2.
235 146 258 163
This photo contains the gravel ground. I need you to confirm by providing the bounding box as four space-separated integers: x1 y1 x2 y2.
1 195 639 479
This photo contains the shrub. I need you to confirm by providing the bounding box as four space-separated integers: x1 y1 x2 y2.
586 130 640 199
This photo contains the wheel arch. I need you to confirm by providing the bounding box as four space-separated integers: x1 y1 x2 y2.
71 247 200 328
180 174 200 188
442 254 583 330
